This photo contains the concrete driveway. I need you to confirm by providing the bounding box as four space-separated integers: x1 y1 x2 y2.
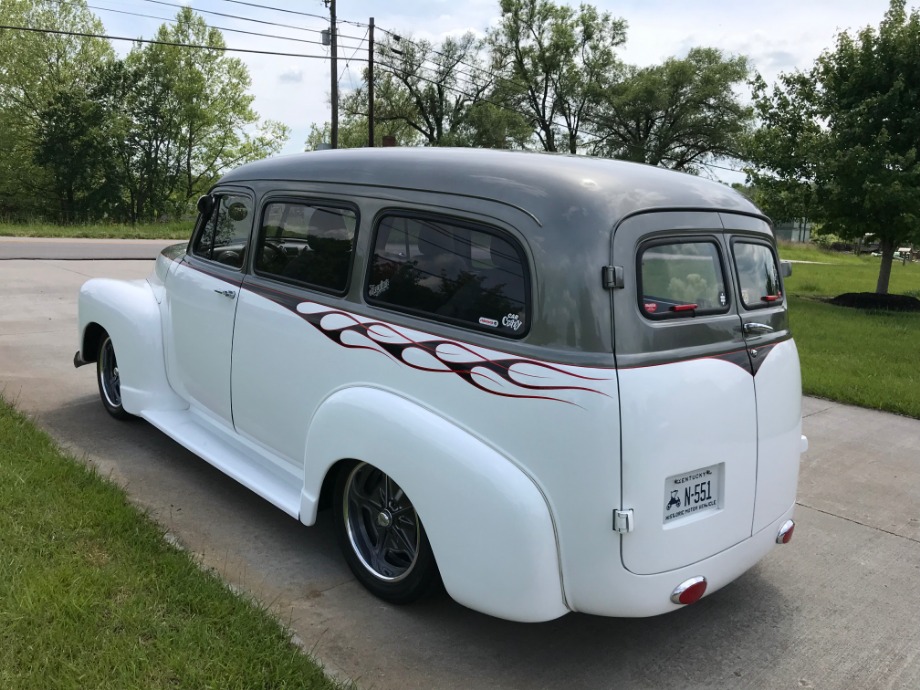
1 250 919 689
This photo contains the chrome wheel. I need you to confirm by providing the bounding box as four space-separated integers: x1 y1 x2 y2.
96 333 132 420
342 462 421 582
99 336 121 409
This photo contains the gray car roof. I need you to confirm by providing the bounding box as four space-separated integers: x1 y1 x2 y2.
218 148 771 363
218 148 763 226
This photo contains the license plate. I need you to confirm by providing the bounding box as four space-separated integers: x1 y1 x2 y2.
663 463 722 523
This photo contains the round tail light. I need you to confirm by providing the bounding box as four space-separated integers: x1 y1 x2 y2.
670 576 707 605
777 519 795 544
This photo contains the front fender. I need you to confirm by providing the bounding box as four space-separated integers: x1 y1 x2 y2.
301 386 568 622
78 278 185 414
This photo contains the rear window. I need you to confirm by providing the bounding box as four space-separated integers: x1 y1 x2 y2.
366 213 529 337
732 241 783 308
639 240 729 318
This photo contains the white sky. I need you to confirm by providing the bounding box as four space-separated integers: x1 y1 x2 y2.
97 0 902 181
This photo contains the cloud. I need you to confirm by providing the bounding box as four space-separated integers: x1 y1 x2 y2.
279 69 304 84
757 50 803 74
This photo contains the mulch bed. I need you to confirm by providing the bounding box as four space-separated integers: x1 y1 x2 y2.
829 292 920 312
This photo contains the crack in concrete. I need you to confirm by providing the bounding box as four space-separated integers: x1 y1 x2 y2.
796 500 920 546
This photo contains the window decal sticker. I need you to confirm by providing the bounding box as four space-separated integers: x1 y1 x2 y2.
368 279 390 298
502 313 523 331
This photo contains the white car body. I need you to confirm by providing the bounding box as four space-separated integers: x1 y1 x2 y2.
76 149 805 622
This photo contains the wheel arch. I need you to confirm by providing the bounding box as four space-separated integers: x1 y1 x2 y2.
77 277 185 414
80 321 107 364
300 386 568 622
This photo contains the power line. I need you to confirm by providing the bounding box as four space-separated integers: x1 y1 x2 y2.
134 0 366 42
137 0 322 35
374 57 747 176
18 5 746 177
0 23 360 60
57 0 333 49
375 55 596 149
340 28 369 83
365 22 599 146
375 26 502 95
217 0 330 23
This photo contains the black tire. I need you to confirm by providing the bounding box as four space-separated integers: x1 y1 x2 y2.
333 461 440 604
96 334 133 420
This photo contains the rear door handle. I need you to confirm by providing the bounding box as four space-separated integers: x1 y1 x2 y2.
743 322 774 337
214 289 236 298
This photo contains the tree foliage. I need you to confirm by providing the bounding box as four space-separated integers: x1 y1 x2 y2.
747 0 920 293
114 7 288 222
592 48 752 172
487 0 627 153
319 31 530 151
0 0 112 219
373 32 491 146
744 70 822 231
0 2 287 224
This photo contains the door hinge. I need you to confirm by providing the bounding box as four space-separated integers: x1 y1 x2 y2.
603 265 625 289
613 508 634 534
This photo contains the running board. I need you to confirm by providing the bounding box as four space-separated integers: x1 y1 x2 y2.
140 408 302 519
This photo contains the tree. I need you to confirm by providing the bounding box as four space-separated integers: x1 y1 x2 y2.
304 116 420 150
0 0 113 219
748 0 920 294
487 0 627 153
34 81 114 222
591 48 753 172
316 30 530 151
339 32 504 147
115 8 288 223
744 72 821 236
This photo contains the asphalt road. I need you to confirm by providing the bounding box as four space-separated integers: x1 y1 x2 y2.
1 247 918 689
0 236 180 260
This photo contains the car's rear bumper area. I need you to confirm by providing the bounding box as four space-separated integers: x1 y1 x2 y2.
573 501 796 618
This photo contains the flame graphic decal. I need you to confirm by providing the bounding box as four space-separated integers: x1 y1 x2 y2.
290 301 612 405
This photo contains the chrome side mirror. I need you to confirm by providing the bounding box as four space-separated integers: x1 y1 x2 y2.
780 260 793 278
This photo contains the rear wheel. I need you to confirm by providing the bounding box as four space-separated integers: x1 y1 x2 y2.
333 461 439 604
96 334 133 420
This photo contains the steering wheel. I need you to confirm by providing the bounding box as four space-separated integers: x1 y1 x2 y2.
259 240 287 270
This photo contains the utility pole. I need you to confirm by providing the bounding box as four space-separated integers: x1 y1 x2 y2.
328 0 338 148
368 17 374 147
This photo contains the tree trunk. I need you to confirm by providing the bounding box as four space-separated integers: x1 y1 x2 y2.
875 237 895 295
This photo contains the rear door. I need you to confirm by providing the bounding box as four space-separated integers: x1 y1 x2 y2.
612 212 757 575
722 214 802 533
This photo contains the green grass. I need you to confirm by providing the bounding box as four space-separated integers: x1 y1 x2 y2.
788 297 920 418
776 241 868 265
779 242 920 296
0 397 343 690
0 222 188 240
777 243 920 418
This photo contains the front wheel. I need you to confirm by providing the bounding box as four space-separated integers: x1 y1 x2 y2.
333 461 440 604
96 334 133 420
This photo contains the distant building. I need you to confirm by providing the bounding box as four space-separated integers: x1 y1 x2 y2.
773 220 811 243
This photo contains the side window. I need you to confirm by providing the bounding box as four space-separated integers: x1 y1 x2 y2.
366 214 529 337
191 194 252 269
254 202 357 294
733 241 783 308
639 240 729 318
